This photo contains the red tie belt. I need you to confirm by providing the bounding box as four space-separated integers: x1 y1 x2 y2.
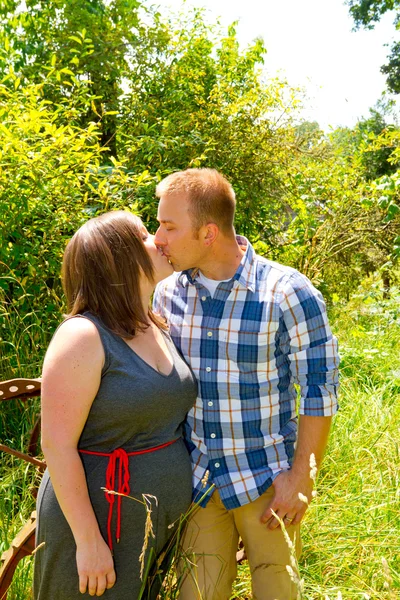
79 438 178 552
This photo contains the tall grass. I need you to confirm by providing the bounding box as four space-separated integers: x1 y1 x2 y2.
1 280 399 599
298 282 400 599
1 276 48 600
0 275 57 380
233 282 400 599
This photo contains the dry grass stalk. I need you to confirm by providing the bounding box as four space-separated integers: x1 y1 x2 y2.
138 494 158 580
270 509 304 599
381 556 396 599
31 541 45 555
100 487 158 580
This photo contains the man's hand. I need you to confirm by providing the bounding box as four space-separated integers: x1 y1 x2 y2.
260 469 313 530
260 415 333 529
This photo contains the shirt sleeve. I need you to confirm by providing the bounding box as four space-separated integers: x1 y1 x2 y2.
278 271 339 416
152 281 165 317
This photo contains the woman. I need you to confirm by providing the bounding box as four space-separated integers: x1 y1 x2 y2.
34 211 197 599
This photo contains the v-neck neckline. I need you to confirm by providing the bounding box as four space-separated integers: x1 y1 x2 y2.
120 329 175 378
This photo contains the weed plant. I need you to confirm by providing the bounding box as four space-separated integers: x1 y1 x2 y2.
297 282 400 599
1 281 399 599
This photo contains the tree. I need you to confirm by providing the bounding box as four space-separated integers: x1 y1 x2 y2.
347 0 400 93
347 0 400 28
330 106 398 180
1 0 398 347
381 42 400 93
119 12 308 244
0 0 159 157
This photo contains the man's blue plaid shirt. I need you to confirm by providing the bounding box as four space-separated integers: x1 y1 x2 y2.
153 237 339 509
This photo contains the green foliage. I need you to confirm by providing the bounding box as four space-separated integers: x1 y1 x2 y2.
120 13 303 243
267 119 399 299
347 0 400 95
381 41 400 93
317 109 400 297
0 0 149 156
346 0 400 29
0 2 399 363
0 69 151 365
0 4 320 353
330 106 397 181
356 109 397 179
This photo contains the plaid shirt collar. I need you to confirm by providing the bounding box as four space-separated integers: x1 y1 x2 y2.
178 235 256 292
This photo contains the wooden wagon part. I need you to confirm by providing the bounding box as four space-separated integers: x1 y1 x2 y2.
0 378 42 600
0 378 41 400
0 444 45 471
0 512 37 600
0 378 42 458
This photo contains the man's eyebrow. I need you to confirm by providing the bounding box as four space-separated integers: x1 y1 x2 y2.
158 218 175 224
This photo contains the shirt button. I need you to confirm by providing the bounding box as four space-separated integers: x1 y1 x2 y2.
215 462 220 468
210 433 216 439
208 401 213 406
207 331 213 337
206 367 211 372
201 296 207 301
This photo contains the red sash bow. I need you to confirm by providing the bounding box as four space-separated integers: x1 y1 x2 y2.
79 438 178 551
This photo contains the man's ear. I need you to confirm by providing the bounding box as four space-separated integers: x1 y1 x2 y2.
202 223 219 246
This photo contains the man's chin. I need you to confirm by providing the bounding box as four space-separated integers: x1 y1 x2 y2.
169 258 195 272
169 259 181 272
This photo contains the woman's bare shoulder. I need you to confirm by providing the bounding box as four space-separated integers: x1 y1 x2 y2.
45 316 103 365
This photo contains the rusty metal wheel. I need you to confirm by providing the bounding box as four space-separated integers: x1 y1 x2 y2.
0 511 36 600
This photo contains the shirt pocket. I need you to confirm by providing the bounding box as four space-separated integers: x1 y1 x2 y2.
218 316 279 386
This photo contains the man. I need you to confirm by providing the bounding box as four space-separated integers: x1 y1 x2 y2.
153 168 339 600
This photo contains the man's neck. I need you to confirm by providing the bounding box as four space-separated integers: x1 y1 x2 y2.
198 237 246 281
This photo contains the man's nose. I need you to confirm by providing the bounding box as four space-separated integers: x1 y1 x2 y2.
154 227 166 246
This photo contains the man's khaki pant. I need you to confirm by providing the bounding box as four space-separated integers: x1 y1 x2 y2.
179 487 301 600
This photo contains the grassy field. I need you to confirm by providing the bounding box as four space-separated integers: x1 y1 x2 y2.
1 280 399 599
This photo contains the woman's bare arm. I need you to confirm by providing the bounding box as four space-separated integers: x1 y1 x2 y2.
41 317 116 597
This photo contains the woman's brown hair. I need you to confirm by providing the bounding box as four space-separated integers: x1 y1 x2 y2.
62 210 166 338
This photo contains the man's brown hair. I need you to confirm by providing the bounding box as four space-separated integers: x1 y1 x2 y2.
62 210 165 339
156 168 236 234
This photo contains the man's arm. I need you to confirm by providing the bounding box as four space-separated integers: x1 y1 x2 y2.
261 415 332 528
261 271 339 529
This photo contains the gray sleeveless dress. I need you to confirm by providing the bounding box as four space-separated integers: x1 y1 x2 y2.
34 313 197 599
